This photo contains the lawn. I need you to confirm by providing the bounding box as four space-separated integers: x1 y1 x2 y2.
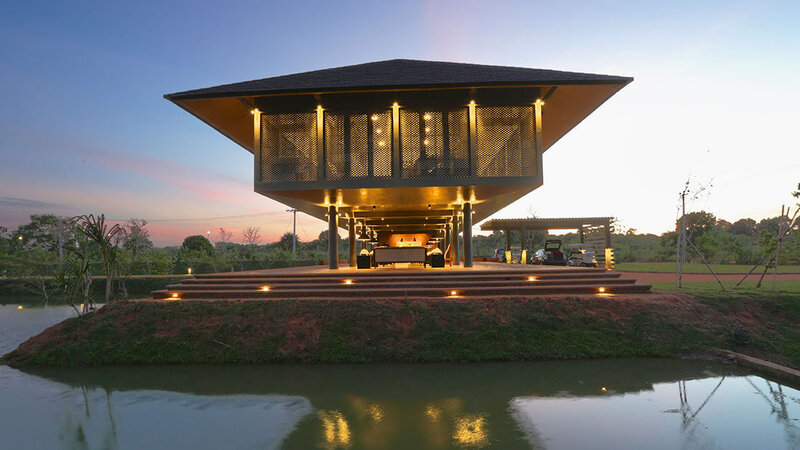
652 279 800 293
617 262 800 274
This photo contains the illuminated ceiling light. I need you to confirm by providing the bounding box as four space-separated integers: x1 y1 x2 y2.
261 286 270 291
371 114 379 121
425 127 430 133
423 139 430 145
317 105 323 110
535 98 545 106
423 113 432 120
344 279 353 285
393 102 399 107
469 100 475 105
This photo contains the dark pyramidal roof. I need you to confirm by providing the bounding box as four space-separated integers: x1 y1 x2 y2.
165 59 632 100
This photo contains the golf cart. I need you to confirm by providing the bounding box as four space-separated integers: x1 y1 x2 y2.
565 244 599 267
531 240 567 265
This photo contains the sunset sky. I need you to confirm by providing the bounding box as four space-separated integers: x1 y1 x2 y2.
1 1 799 246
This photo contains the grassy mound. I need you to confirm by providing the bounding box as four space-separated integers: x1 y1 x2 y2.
3 292 799 368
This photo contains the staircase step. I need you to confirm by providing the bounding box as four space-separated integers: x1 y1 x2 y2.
152 283 652 299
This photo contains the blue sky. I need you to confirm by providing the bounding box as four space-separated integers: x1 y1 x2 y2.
1 0 799 245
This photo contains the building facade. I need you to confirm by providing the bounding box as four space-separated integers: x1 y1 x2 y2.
165 59 631 268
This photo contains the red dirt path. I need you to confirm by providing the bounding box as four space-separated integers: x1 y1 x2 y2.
619 271 800 283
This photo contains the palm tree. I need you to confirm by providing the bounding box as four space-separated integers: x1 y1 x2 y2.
77 214 122 302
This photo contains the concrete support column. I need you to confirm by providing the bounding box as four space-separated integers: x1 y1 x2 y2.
328 205 338 270
579 226 585 244
520 226 526 264
444 224 451 261
505 230 510 251
463 202 473 268
451 215 459 266
348 216 356 268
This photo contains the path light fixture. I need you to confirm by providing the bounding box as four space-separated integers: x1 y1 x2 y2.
598 287 606 293
261 286 270 292
450 290 458 296
187 267 192 275
344 279 353 285
17 305 23 310
527 276 537 281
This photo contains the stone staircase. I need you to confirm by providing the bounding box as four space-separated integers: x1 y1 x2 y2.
152 267 651 300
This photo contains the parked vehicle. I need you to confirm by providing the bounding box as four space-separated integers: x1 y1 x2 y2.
565 244 598 267
531 240 567 265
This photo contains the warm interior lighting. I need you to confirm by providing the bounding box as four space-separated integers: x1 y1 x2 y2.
375 128 382 133
423 113 431 120
423 139 430 145
371 114 378 121
535 98 545 106
469 100 475 105
424 126 430 132
393 102 398 106
598 287 606 293
261 286 270 291
378 140 385 146
344 279 353 285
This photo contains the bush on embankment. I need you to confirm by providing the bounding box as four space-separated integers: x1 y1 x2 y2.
3 292 800 368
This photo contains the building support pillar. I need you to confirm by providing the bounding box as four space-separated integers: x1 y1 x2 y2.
463 202 473 268
451 215 459 267
328 205 338 270
579 226 585 244
505 230 510 251
444 224 451 261
348 216 356 268
520 225 526 264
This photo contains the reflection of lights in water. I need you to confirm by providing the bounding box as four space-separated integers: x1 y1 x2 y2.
453 414 489 447
319 410 351 446
368 404 384 422
425 404 442 422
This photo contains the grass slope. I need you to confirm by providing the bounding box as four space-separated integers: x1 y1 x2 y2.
3 292 800 369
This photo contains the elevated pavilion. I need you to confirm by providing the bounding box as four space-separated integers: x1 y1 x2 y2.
165 59 632 269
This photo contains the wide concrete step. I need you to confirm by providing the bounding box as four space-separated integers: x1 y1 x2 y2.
180 272 623 285
191 267 609 280
165 277 637 291
152 283 652 299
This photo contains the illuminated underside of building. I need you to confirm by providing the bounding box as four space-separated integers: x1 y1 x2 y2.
165 59 632 269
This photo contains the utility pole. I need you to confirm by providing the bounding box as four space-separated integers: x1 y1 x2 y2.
676 185 688 288
287 209 297 257
58 217 63 260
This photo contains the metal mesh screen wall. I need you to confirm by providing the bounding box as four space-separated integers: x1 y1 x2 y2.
349 115 369 178
370 112 392 178
447 108 470 177
475 106 535 177
260 113 317 183
324 113 346 179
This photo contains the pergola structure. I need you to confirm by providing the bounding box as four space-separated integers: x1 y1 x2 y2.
481 217 614 264
165 60 631 269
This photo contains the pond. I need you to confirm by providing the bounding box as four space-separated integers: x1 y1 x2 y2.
1 303 799 449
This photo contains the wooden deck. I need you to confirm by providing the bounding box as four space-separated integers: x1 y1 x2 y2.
152 262 651 300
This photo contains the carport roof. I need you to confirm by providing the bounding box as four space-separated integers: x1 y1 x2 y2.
481 217 614 231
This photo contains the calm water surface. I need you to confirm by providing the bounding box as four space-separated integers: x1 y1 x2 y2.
1 303 799 449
